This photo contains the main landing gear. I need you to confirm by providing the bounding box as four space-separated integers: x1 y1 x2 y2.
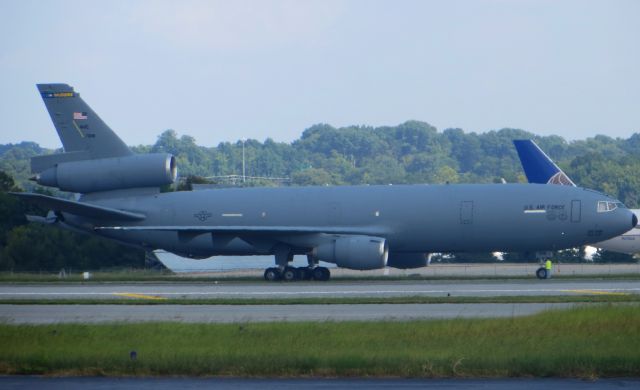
263 266 330 282
263 250 331 282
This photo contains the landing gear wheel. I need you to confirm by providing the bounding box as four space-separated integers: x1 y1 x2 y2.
311 266 330 281
282 266 298 282
264 267 281 281
298 267 312 281
536 267 548 280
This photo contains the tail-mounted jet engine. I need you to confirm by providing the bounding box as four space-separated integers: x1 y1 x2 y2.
313 235 388 270
34 154 177 193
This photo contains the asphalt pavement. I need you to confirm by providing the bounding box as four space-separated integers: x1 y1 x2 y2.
0 279 638 300
0 302 584 323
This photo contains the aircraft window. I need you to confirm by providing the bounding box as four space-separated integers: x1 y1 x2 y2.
615 202 627 209
597 201 618 212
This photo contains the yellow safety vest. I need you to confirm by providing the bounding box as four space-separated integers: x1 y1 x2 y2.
545 260 552 270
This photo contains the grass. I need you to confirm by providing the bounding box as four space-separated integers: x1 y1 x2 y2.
1 294 639 305
0 305 638 377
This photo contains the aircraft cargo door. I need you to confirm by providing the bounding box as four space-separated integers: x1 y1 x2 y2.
571 200 581 223
460 201 473 225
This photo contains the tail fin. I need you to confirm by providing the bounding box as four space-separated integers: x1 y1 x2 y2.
33 84 131 172
513 139 575 186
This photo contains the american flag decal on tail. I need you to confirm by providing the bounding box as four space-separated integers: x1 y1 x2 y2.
73 112 87 120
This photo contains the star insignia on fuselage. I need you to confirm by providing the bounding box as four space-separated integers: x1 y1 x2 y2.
193 210 212 222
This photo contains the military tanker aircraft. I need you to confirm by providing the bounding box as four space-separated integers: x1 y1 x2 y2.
12 84 637 281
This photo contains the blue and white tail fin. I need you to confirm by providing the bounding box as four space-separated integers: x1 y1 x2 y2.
513 139 575 186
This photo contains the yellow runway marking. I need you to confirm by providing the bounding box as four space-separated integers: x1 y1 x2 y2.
113 293 167 300
562 289 630 296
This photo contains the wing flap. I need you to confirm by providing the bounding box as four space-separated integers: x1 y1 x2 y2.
11 192 146 221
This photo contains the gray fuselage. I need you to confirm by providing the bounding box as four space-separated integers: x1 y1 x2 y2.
65 183 635 259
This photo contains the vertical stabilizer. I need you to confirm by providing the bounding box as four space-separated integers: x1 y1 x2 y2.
36 84 132 161
513 140 575 186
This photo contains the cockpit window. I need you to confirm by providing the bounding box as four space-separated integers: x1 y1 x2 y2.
597 201 619 212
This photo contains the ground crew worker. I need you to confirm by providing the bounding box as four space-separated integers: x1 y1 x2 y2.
545 259 553 279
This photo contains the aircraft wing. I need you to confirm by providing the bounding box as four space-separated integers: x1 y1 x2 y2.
10 192 146 221
94 225 387 236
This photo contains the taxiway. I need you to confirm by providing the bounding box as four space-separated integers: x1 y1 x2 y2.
0 279 637 300
0 302 580 324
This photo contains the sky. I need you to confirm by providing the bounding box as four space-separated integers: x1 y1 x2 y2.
0 0 638 148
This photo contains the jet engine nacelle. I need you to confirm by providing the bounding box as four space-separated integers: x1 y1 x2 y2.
314 235 388 270
386 252 429 269
36 153 177 193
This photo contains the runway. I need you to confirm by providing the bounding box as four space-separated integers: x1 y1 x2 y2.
0 303 579 324
0 279 638 300
1 279 635 323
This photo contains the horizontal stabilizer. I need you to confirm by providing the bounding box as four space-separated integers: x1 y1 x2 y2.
31 151 91 174
25 214 54 224
10 192 146 221
94 225 387 236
